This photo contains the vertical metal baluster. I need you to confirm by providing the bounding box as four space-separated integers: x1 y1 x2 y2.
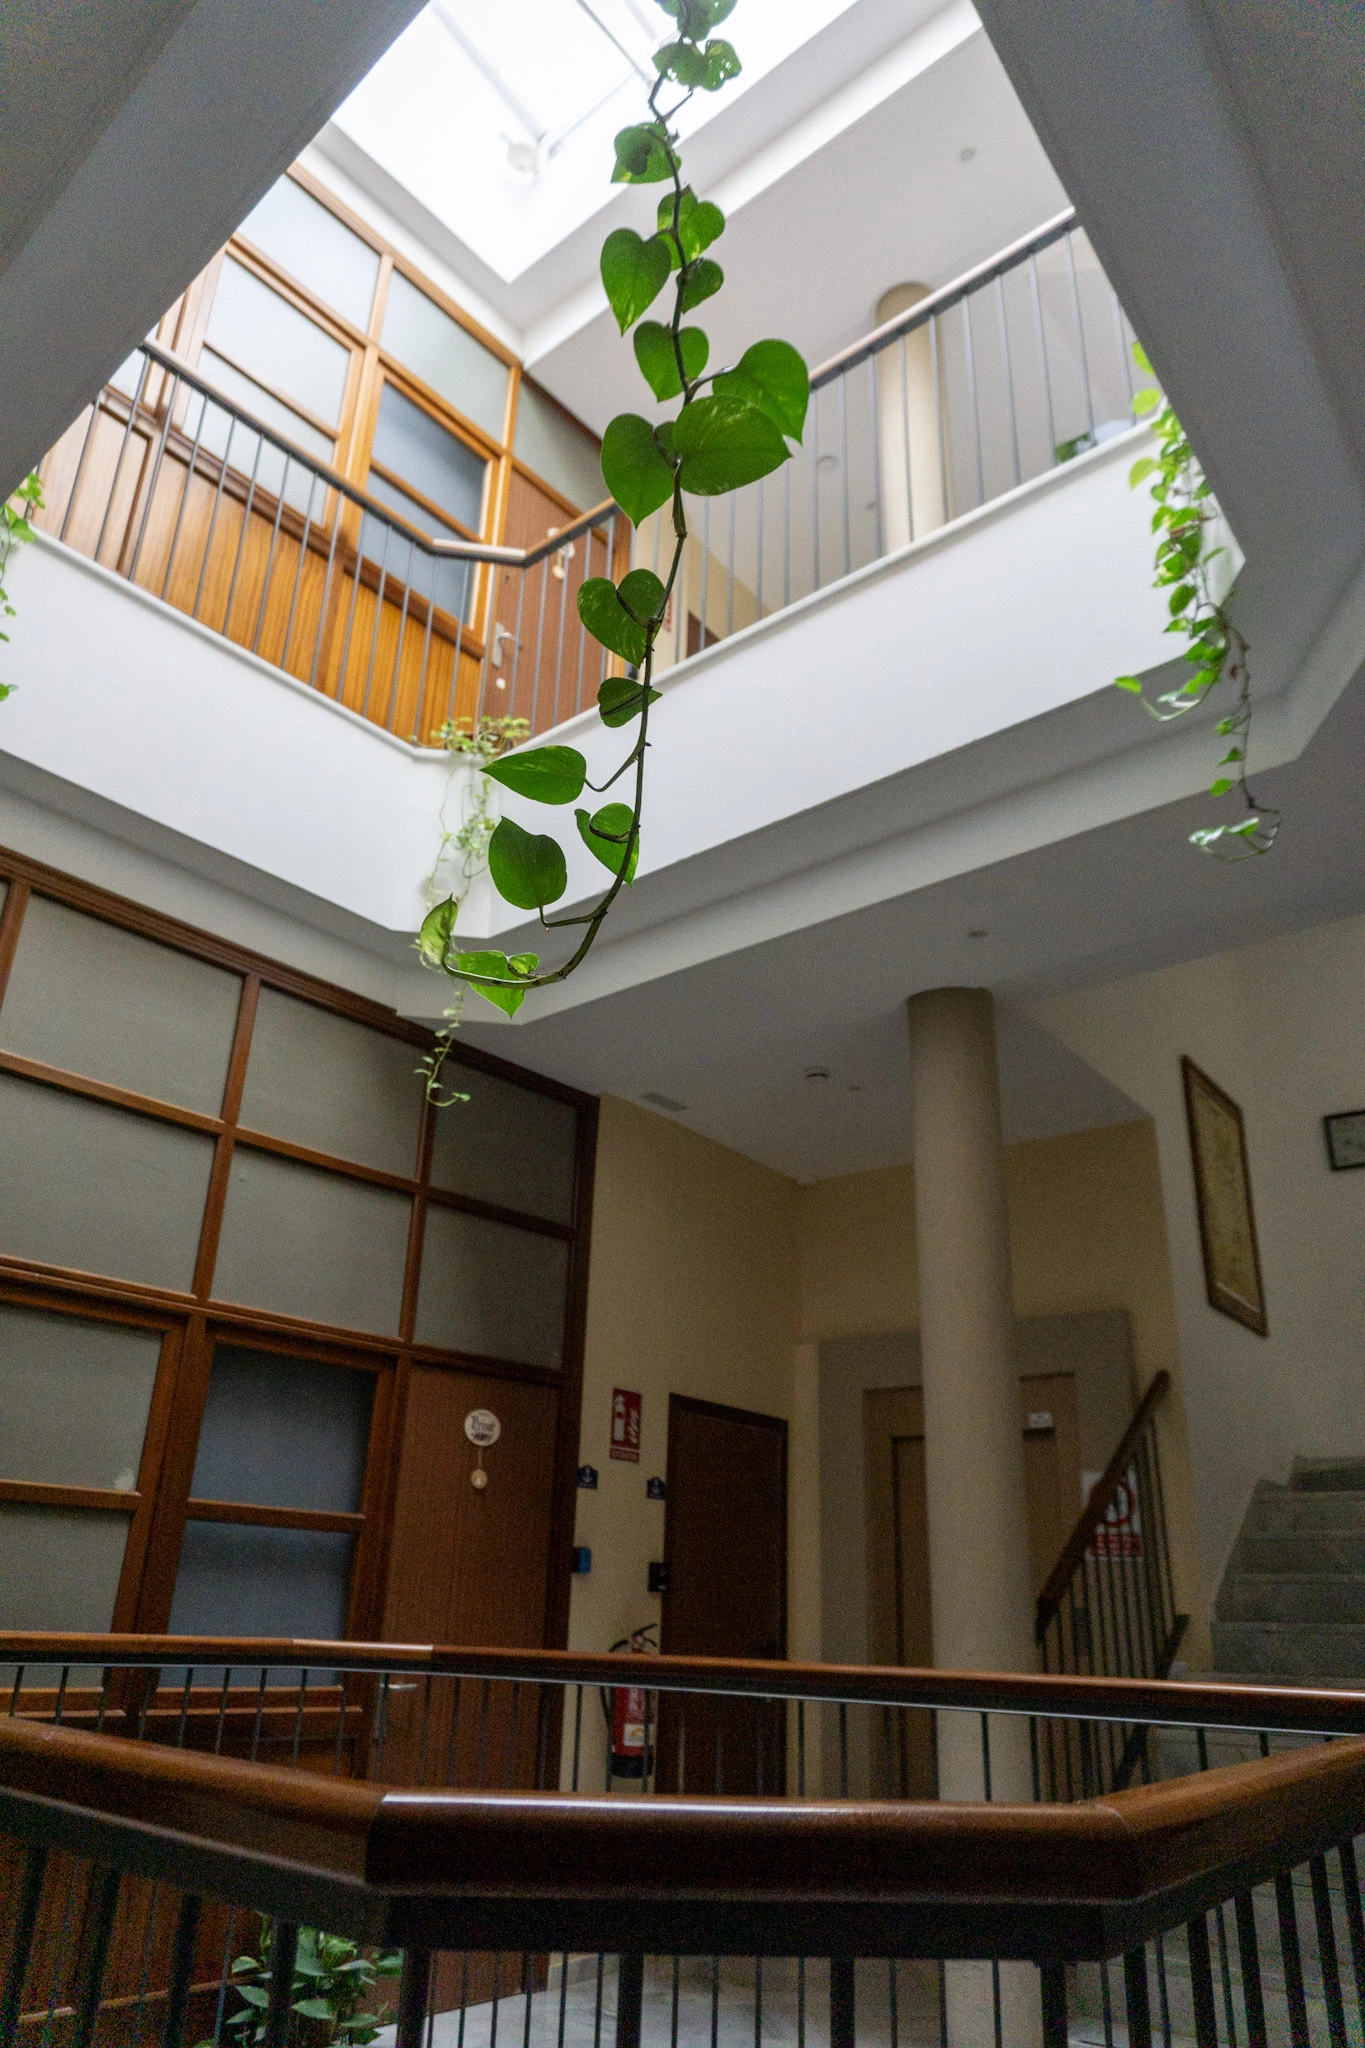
292 1667 310 1765
960 293 985 510
332 499 370 707
250 450 292 654
1312 1854 1349 2048
838 374 851 578
993 274 1022 489
1233 1894 1267 2048
382 540 417 733
797 1957 806 2048
838 1702 848 1795
306 489 344 693
616 1954 644 2048
979 1711 993 1799
1039 1962 1068 2048
721 492 734 640
896 333 914 546
58 390 106 546
1112 287 1136 406
992 1961 1003 2048
1064 230 1097 441
125 355 181 579
715 1696 726 1792
595 1952 606 2048
828 1959 854 2048
677 1694 688 1793
1275 1870 1311 2048
418 1674 434 1786
442 1675 462 1786
1133 1439 1163 1671
929 315 950 525
1154 1933 1173 2048
1212 1901 1238 2048
263 1924 299 2048
71 1868 122 2048
1150 1432 1179 1643
160 1894 203 2048
54 1664 70 1724
887 1960 898 2048
536 1682 553 1790
1186 1916 1219 2048
440 576 465 733
754 1954 763 2048
521 1952 534 2048
191 405 237 621
528 557 552 734
358 519 394 717
95 1666 113 1734
670 1954 681 2048
1338 1840 1365 2018
372 1670 392 1777
572 1683 584 1790
0 1846 47 2048
278 470 320 671
1026 254 1058 463
393 1951 431 2048
221 431 266 638
161 378 210 601
797 1699 806 1794
507 1680 522 1787
476 1677 492 1785
6 1665 23 1716
94 353 154 566
809 397 821 594
557 1948 571 2048
756 1695 766 1795
864 352 882 562
333 1670 351 1775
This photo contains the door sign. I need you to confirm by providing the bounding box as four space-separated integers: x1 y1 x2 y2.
464 1409 501 1446
610 1388 642 1463
1086 1468 1143 1559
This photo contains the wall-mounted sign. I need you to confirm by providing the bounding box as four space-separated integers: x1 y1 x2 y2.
1325 1108 1365 1170
578 1464 599 1489
610 1387 642 1463
645 1475 666 1499
464 1409 501 1447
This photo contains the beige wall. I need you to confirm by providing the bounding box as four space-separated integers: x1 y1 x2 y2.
569 1094 801 1658
1036 910 1365 1598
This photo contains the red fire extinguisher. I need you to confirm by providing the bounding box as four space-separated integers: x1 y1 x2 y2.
604 1623 657 1779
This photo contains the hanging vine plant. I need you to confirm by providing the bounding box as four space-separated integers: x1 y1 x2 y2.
1116 346 1277 859
418 0 808 1015
0 471 45 700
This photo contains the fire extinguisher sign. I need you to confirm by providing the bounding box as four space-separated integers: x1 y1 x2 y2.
610 1387 642 1462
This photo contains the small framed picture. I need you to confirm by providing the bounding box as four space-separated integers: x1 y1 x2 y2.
1324 1109 1365 1171
1182 1057 1268 1335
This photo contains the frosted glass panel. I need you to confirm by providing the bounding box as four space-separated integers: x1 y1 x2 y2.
188 357 335 504
0 1075 214 1289
370 384 486 531
213 1149 410 1333
0 894 241 1113
382 272 509 440
207 257 350 426
0 1505 128 1630
169 1521 353 1639
356 484 474 618
238 178 380 332
239 988 424 1174
0 1304 159 1489
190 1346 373 1511
513 382 604 510
414 1207 568 1367
429 1068 578 1223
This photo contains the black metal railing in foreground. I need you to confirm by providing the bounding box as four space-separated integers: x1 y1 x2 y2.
2 1680 1365 2048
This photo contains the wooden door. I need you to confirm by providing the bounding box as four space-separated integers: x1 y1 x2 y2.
658 1394 787 1793
864 1374 1082 1795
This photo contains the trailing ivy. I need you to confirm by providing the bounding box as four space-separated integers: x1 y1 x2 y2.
0 471 44 700
420 0 808 1014
1116 346 1277 859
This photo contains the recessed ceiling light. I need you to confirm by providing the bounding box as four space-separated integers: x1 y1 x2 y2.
959 146 978 162
641 1090 687 1112
804 1066 831 1082
968 927 989 939
816 453 839 473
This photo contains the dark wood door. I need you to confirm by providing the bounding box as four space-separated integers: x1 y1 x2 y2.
659 1394 787 1793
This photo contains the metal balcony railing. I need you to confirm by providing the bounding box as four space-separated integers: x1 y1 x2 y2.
35 209 1140 745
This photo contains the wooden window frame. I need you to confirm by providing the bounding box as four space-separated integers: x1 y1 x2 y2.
0 846 599 1649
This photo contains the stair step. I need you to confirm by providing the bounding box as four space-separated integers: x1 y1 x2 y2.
1236 1531 1365 1574
1210 1620 1365 1678
1243 1484 1365 1534
1217 1574 1365 1624
1292 1457 1365 1492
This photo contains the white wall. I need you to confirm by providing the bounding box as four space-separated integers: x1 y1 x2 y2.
1036 913 1365 1591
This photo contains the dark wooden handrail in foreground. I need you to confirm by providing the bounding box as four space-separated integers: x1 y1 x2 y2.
0 1716 1363 1964
6 1631 1365 1735
1036 1369 1173 1634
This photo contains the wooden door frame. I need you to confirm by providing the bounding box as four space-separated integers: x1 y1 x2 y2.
661 1393 789 1660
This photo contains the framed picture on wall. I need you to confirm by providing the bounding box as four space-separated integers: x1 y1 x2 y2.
1182 1056 1268 1335
1324 1109 1365 1171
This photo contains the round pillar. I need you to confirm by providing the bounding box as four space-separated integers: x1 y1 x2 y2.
875 283 947 549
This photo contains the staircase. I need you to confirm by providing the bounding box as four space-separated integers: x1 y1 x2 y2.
1213 1459 1365 1681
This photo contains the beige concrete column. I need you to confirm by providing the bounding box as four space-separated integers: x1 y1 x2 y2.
875 283 947 549
907 987 1039 2048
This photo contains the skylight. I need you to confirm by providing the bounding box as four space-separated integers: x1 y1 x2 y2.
330 0 859 287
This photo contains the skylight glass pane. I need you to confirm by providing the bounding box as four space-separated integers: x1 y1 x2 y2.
513 382 603 511
382 271 509 440
370 383 486 530
206 257 351 428
238 178 381 332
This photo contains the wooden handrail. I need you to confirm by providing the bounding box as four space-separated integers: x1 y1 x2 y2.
1036 1369 1173 1630
0 1717 1363 1961
6 1631 1365 1734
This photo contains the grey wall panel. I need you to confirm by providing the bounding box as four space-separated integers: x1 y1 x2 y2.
0 1304 160 1490
239 987 424 1175
212 1148 410 1333
429 1066 578 1223
0 1505 129 1630
414 1206 568 1368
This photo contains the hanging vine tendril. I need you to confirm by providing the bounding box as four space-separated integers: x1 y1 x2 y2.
1116 344 1278 859
417 0 808 1016
0 471 45 700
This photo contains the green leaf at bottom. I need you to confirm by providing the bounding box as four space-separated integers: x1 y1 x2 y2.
454 951 539 1017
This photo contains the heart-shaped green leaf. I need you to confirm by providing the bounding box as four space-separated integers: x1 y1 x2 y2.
713 338 809 441
455 950 538 1017
578 577 647 665
484 745 586 805
700 38 740 88
417 896 457 969
576 802 640 883
616 567 667 623
612 122 674 184
654 38 710 87
680 259 723 313
599 676 662 728
600 229 671 333
673 394 792 495
488 818 568 911
634 321 709 401
600 413 675 526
